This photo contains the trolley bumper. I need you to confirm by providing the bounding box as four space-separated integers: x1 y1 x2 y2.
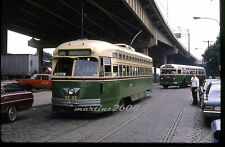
52 97 101 107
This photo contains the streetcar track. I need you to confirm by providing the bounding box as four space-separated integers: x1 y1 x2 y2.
36 86 175 142
1 117 52 132
162 92 189 143
1 106 53 132
41 119 98 142
95 87 180 142
1 86 189 143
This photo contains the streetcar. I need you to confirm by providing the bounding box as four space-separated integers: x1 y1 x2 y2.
51 40 153 113
159 64 206 88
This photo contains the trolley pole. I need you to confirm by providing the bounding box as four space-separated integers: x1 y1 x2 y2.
81 0 84 39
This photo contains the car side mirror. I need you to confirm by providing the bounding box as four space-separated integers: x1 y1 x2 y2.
203 89 205 93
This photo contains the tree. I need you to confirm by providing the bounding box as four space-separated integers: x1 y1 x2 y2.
43 51 52 66
202 36 220 78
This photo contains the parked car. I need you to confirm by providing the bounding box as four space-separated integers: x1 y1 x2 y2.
211 119 220 143
199 79 220 107
16 74 52 90
202 81 220 121
1 81 34 122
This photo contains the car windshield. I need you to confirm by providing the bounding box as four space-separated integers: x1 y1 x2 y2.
208 84 220 95
161 69 176 74
204 80 220 90
74 57 98 76
203 81 211 90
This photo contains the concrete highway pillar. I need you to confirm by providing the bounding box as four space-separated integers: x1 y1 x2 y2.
167 56 174 64
1 28 7 55
137 48 148 56
153 67 157 83
163 56 167 64
37 48 43 73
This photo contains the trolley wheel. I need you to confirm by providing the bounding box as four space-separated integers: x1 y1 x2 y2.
119 99 126 107
180 80 187 88
163 85 169 88
7 106 17 122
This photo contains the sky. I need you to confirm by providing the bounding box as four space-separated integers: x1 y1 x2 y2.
7 31 55 55
155 0 220 60
7 0 220 60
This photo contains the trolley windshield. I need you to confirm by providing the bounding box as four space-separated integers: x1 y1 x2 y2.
74 57 98 76
53 57 98 77
161 69 176 74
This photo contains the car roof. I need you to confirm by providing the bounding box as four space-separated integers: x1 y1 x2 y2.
205 79 220 82
210 81 220 85
33 74 51 76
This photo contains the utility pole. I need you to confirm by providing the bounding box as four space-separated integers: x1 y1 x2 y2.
203 40 213 49
173 27 190 53
187 29 190 53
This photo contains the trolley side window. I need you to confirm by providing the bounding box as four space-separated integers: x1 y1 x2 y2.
99 57 112 77
178 69 181 74
122 65 126 76
113 64 118 77
104 57 112 77
119 65 122 77
53 58 74 76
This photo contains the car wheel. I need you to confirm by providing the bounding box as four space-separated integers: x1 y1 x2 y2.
200 98 203 108
7 106 17 122
25 85 33 91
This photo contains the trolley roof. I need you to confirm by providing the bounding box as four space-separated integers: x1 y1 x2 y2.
160 64 204 70
53 40 152 61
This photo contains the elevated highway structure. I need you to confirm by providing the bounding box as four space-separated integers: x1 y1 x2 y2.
1 0 199 72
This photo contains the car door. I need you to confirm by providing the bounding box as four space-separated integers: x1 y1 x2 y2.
1 89 8 113
1 83 34 112
32 75 42 89
41 75 51 89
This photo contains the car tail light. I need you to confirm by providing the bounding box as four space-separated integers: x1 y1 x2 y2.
204 106 214 111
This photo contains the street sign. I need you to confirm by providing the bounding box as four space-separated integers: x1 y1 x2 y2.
174 33 181 38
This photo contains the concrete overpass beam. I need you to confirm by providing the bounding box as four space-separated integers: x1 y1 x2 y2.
133 37 158 49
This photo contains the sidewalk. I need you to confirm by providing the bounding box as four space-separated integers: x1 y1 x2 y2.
32 90 52 107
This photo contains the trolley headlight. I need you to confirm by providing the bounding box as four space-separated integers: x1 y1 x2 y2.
161 77 163 80
173 77 176 80
68 88 75 95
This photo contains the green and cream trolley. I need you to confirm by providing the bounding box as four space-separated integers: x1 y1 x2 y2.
51 40 153 113
159 64 206 88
